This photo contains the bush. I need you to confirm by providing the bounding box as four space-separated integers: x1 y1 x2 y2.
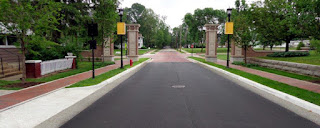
296 42 305 50
141 46 147 49
232 61 259 67
267 52 310 57
310 39 320 53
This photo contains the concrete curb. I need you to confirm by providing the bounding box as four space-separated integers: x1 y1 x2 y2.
188 58 320 125
0 59 151 128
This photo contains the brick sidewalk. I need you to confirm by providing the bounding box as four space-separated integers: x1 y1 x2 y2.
0 60 129 110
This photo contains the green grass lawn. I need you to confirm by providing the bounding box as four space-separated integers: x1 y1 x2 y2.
217 54 227 60
189 57 320 106
0 61 115 90
67 58 149 88
182 48 228 53
114 49 153 56
259 51 320 65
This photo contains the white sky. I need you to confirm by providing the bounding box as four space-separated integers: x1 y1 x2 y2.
121 0 261 28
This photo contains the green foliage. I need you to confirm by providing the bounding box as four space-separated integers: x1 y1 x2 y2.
267 52 310 57
183 8 227 44
260 51 320 65
310 39 320 53
124 3 171 48
232 61 259 67
296 42 305 50
140 46 147 49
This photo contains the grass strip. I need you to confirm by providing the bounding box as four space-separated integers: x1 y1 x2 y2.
176 49 185 53
0 80 20 90
27 61 115 83
189 57 320 106
67 58 149 88
151 49 160 54
0 61 115 90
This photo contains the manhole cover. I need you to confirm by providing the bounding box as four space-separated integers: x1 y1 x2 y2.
172 85 185 88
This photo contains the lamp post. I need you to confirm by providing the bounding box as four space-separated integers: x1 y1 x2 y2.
226 8 232 68
118 8 124 69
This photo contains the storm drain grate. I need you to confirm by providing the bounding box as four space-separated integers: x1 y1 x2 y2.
172 85 185 88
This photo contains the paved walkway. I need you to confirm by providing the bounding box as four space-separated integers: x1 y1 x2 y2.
0 60 129 110
192 53 320 94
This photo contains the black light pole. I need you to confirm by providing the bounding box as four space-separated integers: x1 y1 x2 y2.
91 20 95 78
226 8 232 68
118 8 124 69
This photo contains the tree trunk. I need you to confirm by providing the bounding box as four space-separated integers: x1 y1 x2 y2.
20 38 26 83
201 42 203 52
285 40 290 52
244 46 247 64
263 45 265 50
270 45 273 50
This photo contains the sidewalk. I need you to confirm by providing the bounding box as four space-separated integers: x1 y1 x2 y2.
0 60 129 111
191 53 320 94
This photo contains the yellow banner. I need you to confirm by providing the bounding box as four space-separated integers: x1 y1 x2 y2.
225 22 234 35
117 22 126 35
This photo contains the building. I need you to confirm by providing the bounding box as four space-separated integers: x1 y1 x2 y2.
138 34 144 48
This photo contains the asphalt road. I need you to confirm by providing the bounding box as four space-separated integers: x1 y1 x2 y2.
61 52 319 128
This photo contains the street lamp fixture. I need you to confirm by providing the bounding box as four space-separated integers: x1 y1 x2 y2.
118 8 124 68
226 8 232 68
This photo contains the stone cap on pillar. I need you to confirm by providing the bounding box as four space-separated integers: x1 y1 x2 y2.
204 24 219 32
126 24 140 32
65 56 77 59
25 60 42 63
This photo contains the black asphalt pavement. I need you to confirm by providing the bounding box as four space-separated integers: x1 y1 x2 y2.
62 62 319 128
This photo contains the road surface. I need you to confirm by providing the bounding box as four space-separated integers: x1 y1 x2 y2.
62 49 318 128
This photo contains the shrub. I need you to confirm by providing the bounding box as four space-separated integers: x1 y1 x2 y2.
296 42 305 50
267 52 310 57
310 39 320 53
232 61 259 67
141 46 147 49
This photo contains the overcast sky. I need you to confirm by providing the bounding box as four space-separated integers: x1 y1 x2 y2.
121 0 261 28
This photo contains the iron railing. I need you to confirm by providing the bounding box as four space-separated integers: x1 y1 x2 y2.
1 57 3 76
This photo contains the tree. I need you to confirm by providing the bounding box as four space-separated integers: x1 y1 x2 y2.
125 3 171 48
183 8 227 51
0 0 62 81
232 0 257 63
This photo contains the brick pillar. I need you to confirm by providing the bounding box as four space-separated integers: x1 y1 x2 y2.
103 37 114 62
204 24 219 62
126 24 140 62
25 60 42 78
65 56 77 69
231 40 244 62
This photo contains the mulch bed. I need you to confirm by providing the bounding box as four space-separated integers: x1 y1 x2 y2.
2 82 43 89
309 80 320 84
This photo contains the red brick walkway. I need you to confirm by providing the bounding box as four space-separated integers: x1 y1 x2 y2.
0 60 129 110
